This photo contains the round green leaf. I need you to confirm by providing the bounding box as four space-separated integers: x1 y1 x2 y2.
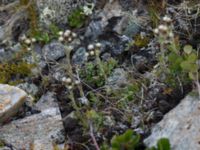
183 45 193 54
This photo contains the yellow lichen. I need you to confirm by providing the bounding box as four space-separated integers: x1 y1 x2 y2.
134 34 150 48
0 62 34 84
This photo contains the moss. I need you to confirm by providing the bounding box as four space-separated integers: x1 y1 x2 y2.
68 7 86 28
80 58 118 87
0 62 34 84
134 34 150 48
0 139 5 147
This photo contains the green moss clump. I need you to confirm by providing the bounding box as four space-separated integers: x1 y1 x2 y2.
68 8 86 28
0 62 34 84
80 58 118 87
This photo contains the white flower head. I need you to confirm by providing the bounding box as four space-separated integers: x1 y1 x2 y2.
58 31 64 36
72 32 77 38
163 16 172 23
85 52 89 57
96 42 102 48
31 38 36 43
89 50 95 56
158 25 168 32
154 28 159 34
68 85 73 90
25 39 31 45
58 36 64 42
88 44 94 50
75 80 80 85
64 30 71 37
68 37 72 42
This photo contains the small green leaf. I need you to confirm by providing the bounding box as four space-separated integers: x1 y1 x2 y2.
187 53 197 62
157 138 171 150
183 45 193 54
180 61 197 72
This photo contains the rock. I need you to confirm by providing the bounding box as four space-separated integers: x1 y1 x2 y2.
122 18 141 37
35 92 58 111
43 42 66 61
72 47 87 65
0 84 27 124
144 94 200 150
84 20 103 40
119 0 137 10
100 34 131 55
111 11 141 37
106 68 127 90
98 0 123 28
0 107 65 150
17 83 39 96
51 67 66 82
36 0 86 26
131 42 158 72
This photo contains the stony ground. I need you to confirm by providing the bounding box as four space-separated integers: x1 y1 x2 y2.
0 0 200 150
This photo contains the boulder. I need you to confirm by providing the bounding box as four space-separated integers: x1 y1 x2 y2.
144 94 200 150
0 107 65 150
0 84 27 124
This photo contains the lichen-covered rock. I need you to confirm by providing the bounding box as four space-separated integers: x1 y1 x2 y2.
0 107 65 150
42 42 66 61
17 83 39 96
106 68 128 90
0 84 27 124
35 92 58 111
72 47 88 65
144 94 200 150
36 0 87 26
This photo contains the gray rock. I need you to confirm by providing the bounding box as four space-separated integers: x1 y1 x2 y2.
50 129 65 144
144 94 200 150
98 0 123 28
106 68 127 89
17 83 39 96
131 42 158 72
84 20 103 40
43 42 66 61
119 0 137 10
0 84 27 124
122 20 141 37
0 107 64 150
0 46 14 62
35 92 58 110
113 12 141 36
51 67 66 82
101 35 131 55
72 47 87 65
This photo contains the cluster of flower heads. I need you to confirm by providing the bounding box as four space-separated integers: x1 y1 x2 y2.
153 16 174 42
86 43 102 57
58 29 77 43
20 35 37 51
61 76 81 90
